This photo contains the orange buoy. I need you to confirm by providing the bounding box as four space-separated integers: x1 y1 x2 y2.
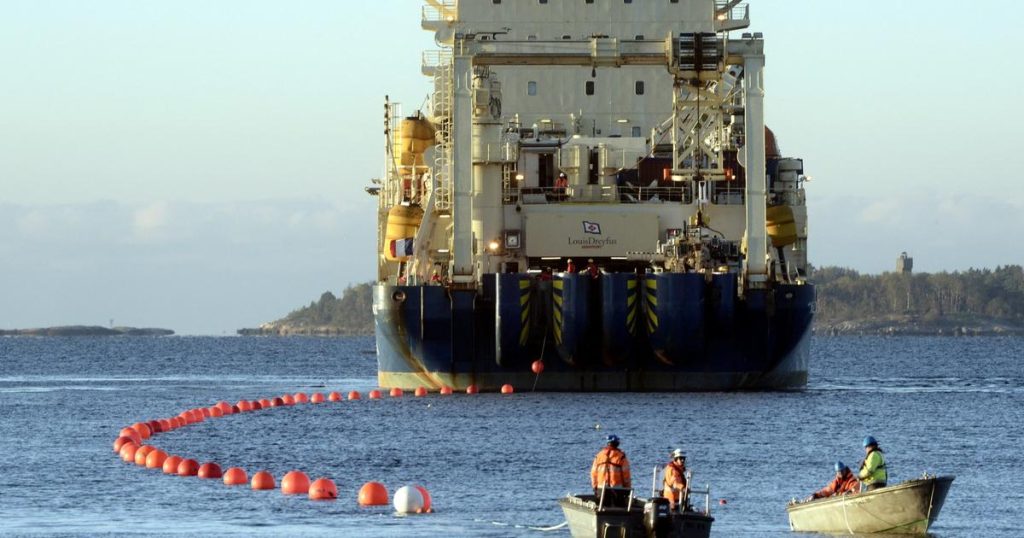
198 462 223 479
368 390 382 400
294 392 309 404
223 467 248 486
501 384 514 394
270 397 284 407
132 422 152 440
258 398 272 408
282 394 295 405
216 401 233 414
173 416 186 428
159 418 173 432
209 406 224 418
147 420 163 434
310 392 325 404
348 391 361 400
199 407 212 419
281 470 311 495
145 449 167 469
531 360 545 374
358 481 389 506
466 384 478 395
177 458 200 477
113 436 134 452
308 478 338 501
389 387 403 397
414 387 427 397
231 404 241 413
719 498 728 505
328 391 342 402
162 455 183 474
134 445 155 466
439 386 453 395
119 442 139 462
251 401 263 411
119 428 142 445
415 485 433 513
178 412 192 425
237 400 253 412
251 470 276 490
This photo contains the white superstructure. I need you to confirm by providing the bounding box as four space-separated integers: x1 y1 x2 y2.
373 0 810 292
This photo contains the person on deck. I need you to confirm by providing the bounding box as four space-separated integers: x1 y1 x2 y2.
858 436 888 491
662 448 688 510
586 259 600 279
566 258 576 273
808 461 860 500
591 434 632 500
555 172 569 195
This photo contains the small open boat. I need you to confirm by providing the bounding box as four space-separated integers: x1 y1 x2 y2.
559 478 714 538
786 475 954 535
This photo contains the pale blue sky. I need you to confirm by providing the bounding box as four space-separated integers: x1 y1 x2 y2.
2 1 1022 333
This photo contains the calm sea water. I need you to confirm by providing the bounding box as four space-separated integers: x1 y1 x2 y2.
0 336 1021 537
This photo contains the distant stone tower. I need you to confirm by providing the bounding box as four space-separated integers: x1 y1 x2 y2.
897 252 913 274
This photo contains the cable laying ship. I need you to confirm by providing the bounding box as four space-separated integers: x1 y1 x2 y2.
367 0 814 391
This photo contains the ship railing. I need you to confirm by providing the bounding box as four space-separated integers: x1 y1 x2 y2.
422 1 457 25
503 185 694 205
422 50 451 77
715 1 750 31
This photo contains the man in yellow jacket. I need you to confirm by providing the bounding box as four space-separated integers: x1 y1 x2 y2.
858 435 888 491
591 434 632 500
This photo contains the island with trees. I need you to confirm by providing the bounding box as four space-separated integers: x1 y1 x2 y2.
239 265 1024 337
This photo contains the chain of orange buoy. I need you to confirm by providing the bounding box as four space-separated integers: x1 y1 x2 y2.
110 384 516 509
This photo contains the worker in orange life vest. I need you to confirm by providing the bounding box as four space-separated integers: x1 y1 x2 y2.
662 448 688 510
591 434 631 494
808 461 860 500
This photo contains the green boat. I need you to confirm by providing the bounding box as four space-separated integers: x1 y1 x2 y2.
786 475 955 535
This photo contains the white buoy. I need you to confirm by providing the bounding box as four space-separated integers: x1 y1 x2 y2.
393 485 424 514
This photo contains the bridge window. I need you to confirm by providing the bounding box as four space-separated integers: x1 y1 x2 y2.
528 81 538 96
635 81 645 95
585 81 595 95
632 126 642 137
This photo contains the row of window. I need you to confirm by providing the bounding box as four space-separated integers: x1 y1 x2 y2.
527 81 646 96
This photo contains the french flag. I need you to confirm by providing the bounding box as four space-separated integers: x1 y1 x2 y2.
390 238 414 257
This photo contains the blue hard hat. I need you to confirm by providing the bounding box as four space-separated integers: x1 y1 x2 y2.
834 461 848 473
863 435 878 448
606 434 620 444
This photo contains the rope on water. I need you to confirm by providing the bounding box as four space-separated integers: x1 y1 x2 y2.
477 519 568 532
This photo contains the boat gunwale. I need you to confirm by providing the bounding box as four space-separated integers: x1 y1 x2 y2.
785 475 955 515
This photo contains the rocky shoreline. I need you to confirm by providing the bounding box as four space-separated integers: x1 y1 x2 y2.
0 326 175 337
236 322 370 337
814 316 1024 337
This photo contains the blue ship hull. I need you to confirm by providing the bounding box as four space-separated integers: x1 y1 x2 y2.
374 273 814 391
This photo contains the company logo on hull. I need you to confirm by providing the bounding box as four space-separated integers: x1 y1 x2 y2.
582 221 602 234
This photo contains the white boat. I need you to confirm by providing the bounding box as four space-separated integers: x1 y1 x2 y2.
786 475 955 535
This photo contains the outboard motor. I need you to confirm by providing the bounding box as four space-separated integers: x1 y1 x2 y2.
643 497 672 538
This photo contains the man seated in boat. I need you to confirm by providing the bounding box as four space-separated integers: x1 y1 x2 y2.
806 461 860 501
858 435 888 491
662 448 689 510
591 434 632 507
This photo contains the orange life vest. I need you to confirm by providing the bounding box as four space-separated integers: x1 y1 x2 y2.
591 446 631 488
662 461 687 506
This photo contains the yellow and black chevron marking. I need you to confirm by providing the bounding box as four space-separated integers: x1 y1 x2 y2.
626 278 639 336
518 279 531 346
644 278 659 335
552 278 564 346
